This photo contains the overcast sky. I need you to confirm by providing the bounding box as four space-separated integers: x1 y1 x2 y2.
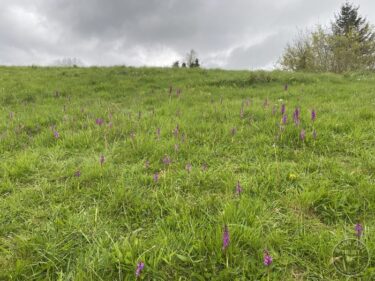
1 0 375 69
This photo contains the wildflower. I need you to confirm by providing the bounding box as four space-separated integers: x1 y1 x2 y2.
100 155 105 166
288 173 297 180
281 104 286 115
236 181 242 195
282 114 287 125
186 163 192 173
293 107 300 126
355 223 363 238
222 225 230 250
311 109 316 122
263 250 273 266
74 170 81 177
162 155 171 165
153 172 159 183
300 129 306 141
53 130 59 139
135 262 145 278
96 118 104 126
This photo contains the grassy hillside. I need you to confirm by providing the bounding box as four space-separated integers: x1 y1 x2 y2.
0 67 374 280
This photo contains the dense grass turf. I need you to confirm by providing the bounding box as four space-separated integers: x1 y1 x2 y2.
0 66 374 280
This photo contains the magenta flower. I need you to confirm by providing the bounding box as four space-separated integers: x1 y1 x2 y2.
281 104 286 115
74 170 81 177
135 262 145 278
311 109 316 122
153 172 159 183
162 155 171 165
222 225 230 250
53 130 59 139
96 118 104 126
300 129 306 141
355 223 363 238
263 250 273 266
282 114 287 125
236 181 242 195
100 155 105 166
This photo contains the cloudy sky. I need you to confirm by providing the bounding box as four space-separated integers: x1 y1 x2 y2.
1 0 375 69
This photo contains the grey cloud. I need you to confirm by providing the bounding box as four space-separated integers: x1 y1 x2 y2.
1 0 375 68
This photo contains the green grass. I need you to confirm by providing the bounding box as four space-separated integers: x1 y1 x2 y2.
0 66 374 280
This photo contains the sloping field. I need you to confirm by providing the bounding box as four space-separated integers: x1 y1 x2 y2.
0 67 374 280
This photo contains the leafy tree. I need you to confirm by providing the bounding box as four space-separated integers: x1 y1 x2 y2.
172 61 180 68
280 3 375 72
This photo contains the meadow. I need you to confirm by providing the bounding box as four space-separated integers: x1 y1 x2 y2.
0 66 374 280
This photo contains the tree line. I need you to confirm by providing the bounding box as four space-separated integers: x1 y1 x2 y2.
280 2 375 73
172 49 200 68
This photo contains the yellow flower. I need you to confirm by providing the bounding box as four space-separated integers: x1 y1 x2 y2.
288 173 297 180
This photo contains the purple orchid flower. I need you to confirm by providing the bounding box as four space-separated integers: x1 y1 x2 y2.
311 109 316 122
281 104 286 115
135 262 145 278
236 181 242 195
355 223 363 238
222 225 230 250
263 250 273 266
96 118 104 126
